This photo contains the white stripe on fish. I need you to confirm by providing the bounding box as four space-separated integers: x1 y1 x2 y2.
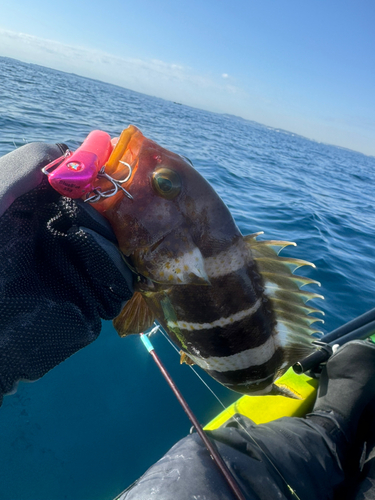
204 240 249 279
153 246 208 284
153 240 249 283
186 334 277 372
167 298 262 332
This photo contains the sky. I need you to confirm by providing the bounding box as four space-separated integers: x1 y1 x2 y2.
0 0 374 156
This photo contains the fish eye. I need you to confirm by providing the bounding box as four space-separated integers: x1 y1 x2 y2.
152 167 181 199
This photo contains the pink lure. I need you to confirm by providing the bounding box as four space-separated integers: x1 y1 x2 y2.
45 130 112 198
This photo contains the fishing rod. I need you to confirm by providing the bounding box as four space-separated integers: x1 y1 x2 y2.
140 330 247 500
154 326 302 500
293 307 375 374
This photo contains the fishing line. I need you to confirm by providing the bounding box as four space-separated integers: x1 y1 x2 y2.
157 325 227 410
230 419 302 500
149 324 301 500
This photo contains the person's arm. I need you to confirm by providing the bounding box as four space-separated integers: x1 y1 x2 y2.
0 142 134 403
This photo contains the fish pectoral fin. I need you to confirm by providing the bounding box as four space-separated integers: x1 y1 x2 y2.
180 351 195 366
113 292 155 337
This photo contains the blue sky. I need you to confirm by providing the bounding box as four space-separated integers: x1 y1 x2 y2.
1 0 374 156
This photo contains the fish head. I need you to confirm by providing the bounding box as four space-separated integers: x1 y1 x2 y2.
91 126 240 286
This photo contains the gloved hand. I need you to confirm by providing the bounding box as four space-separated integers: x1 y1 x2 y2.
0 142 134 404
310 339 375 443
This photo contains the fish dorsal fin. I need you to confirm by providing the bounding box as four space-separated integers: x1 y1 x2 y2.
267 288 324 305
244 232 324 356
113 292 155 337
247 238 297 258
254 256 316 274
244 233 318 279
261 272 321 290
270 298 325 317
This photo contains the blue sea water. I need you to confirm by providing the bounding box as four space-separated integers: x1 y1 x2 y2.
0 55 374 500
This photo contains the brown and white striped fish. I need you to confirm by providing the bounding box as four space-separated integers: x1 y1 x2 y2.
90 125 324 395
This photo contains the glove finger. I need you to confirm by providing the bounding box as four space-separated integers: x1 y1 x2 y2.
0 142 68 216
64 226 134 319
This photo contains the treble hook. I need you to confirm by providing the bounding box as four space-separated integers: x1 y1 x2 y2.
84 161 133 203
118 161 133 183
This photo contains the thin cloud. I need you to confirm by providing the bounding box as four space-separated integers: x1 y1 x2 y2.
0 29 245 110
1 29 373 156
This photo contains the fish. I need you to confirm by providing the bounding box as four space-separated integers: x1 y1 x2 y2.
89 125 324 396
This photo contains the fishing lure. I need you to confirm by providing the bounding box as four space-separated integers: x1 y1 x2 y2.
42 130 113 198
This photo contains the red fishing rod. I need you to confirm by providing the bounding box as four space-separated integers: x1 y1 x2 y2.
140 331 247 500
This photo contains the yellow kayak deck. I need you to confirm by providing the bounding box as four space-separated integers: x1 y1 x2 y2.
204 368 319 430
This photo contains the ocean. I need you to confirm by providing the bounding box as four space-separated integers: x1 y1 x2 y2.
0 55 374 500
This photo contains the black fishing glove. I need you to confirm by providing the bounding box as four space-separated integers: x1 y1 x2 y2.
310 339 375 443
0 142 134 405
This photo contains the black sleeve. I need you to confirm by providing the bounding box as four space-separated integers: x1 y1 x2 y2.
117 414 345 500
